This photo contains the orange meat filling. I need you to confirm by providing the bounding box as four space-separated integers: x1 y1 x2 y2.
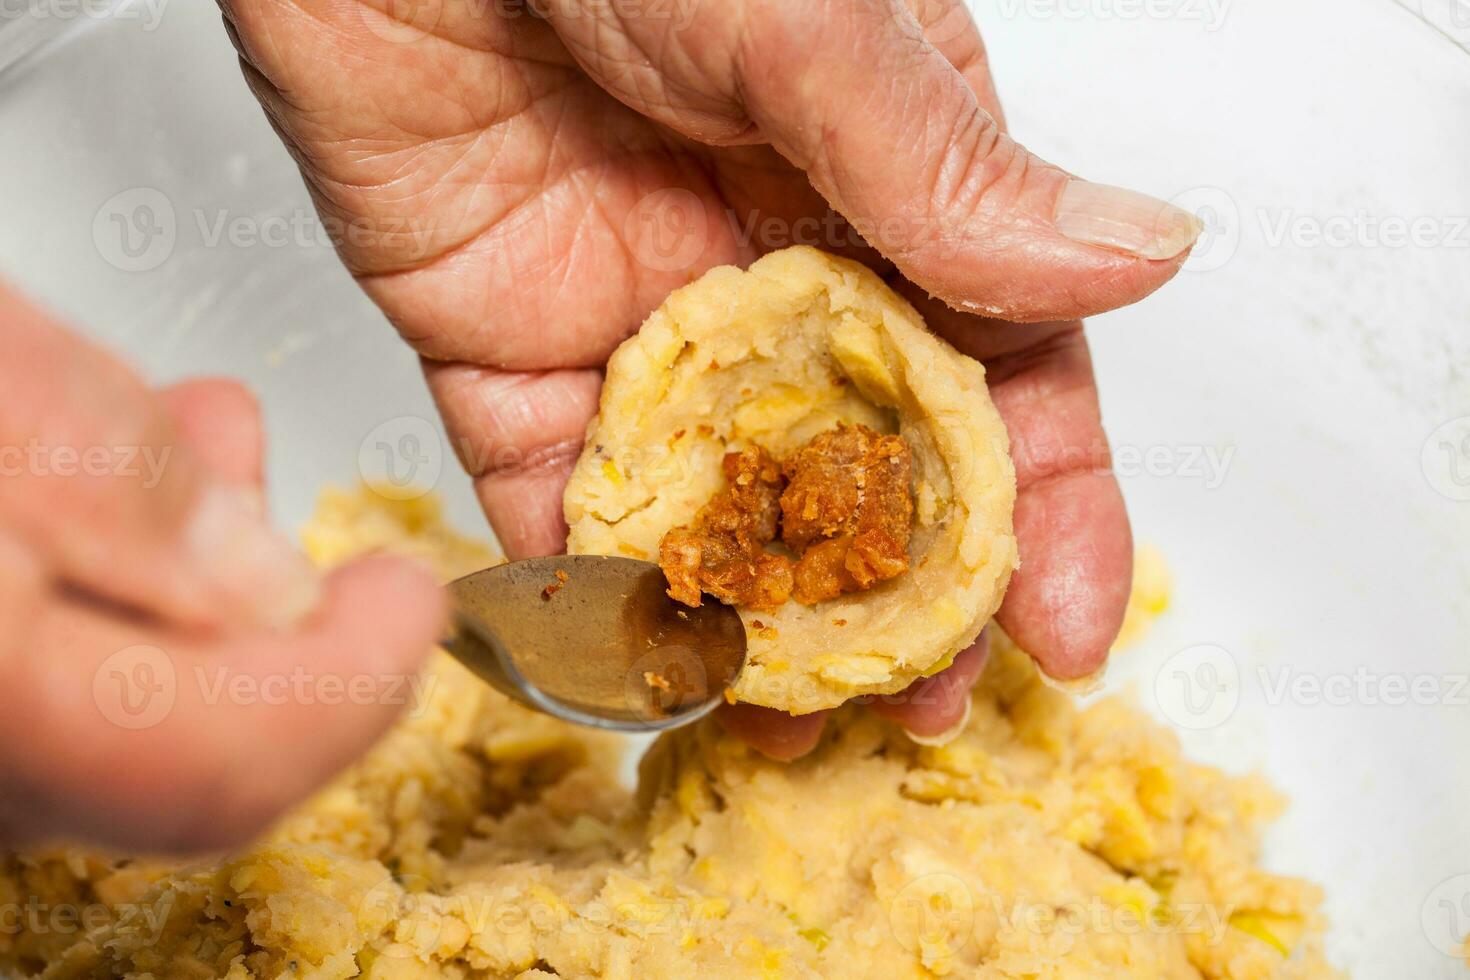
658 424 913 611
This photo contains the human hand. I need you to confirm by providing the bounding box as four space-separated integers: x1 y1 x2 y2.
219 0 1199 757
0 284 446 851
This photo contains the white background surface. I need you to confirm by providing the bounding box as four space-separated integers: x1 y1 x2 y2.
0 0 1466 975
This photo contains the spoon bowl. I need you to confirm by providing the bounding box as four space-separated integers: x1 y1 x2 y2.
444 556 748 732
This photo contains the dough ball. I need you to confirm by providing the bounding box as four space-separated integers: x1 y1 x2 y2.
564 247 1018 712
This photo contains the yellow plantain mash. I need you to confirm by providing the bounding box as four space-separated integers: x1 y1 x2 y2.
564 247 1018 713
0 488 1336 979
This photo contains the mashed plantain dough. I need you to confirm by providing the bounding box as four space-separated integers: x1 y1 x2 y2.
564 247 1019 713
0 487 1337 980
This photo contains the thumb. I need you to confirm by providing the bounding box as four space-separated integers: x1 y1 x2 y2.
544 0 1200 320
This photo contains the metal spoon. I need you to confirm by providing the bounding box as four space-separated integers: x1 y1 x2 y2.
443 556 747 732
